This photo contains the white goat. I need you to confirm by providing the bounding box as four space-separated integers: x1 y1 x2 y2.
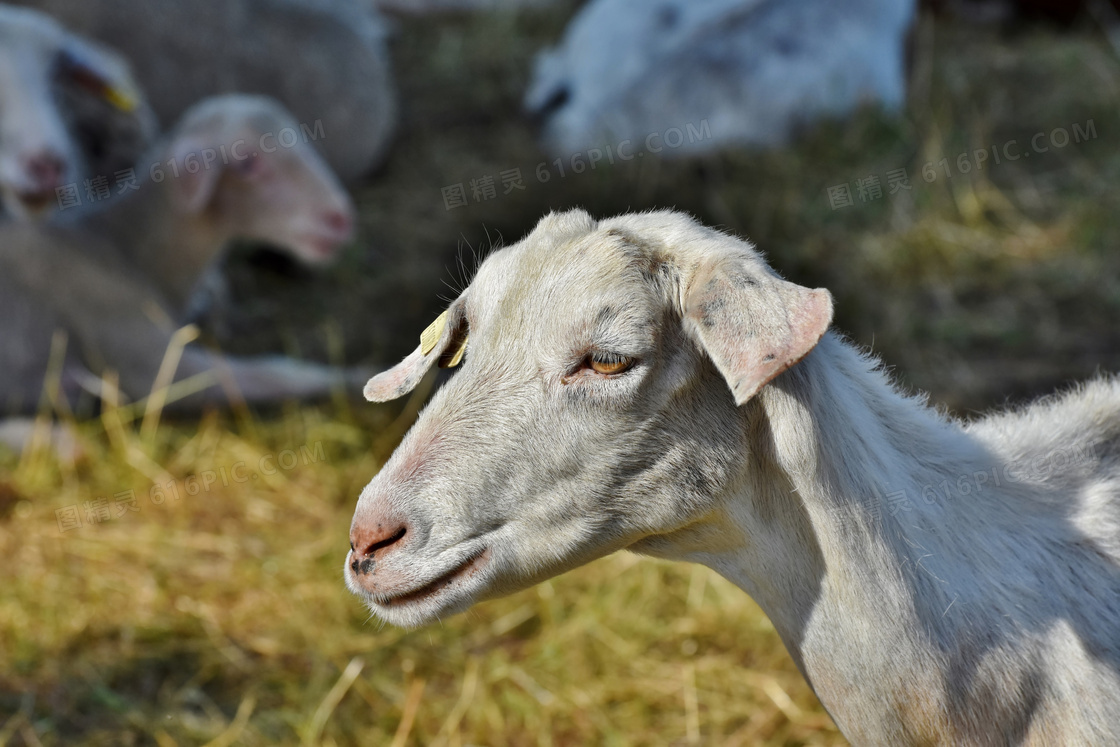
0 4 154 219
348 209 1120 745
0 95 361 434
13 0 396 184
525 0 916 156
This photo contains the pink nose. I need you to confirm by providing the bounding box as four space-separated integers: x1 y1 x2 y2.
322 209 354 239
349 518 408 577
22 151 68 190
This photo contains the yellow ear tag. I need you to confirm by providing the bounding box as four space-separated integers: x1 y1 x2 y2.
420 311 448 356
104 85 139 113
441 334 468 368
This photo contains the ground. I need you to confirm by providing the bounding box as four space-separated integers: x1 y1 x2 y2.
2 4 1119 745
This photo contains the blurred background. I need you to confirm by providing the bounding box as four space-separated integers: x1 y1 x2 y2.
1 0 1118 744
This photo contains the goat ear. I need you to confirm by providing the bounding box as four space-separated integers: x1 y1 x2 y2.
364 308 468 402
168 137 222 214
683 259 833 405
58 35 144 113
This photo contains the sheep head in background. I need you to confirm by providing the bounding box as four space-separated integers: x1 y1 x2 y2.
0 94 364 425
160 94 355 270
525 0 916 156
165 94 358 327
347 209 1120 744
47 94 358 317
0 4 153 220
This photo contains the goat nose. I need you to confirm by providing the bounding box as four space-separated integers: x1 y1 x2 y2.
23 151 67 189
349 521 407 575
322 209 353 238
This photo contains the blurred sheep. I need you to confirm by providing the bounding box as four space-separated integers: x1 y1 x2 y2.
374 0 556 13
525 0 917 156
0 94 361 438
0 4 154 220
14 0 397 183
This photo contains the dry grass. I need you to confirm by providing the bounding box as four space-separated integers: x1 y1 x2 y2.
4 4 1120 746
0 401 842 746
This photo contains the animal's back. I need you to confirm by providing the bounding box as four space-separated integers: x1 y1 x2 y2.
963 377 1120 609
905 380 1120 744
966 377 1120 489
0 222 162 413
0 224 77 412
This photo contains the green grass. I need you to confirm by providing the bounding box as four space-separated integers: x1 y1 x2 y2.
5 5 1120 746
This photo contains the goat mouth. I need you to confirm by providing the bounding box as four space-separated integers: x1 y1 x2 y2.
299 234 345 261
374 549 490 608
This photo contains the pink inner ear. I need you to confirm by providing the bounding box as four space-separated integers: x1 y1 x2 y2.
729 287 833 404
786 288 834 360
688 268 833 406
365 304 467 403
364 346 433 403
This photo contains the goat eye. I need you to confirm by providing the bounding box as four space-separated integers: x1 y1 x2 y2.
233 153 263 177
588 353 635 376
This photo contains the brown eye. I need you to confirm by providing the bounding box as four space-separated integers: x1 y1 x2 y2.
588 354 634 375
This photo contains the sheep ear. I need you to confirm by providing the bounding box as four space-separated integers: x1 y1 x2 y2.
363 345 437 403
684 260 833 405
58 35 144 113
166 137 223 214
364 309 468 402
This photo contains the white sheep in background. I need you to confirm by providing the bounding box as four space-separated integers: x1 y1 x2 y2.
525 0 917 156
0 4 154 220
347 209 1120 744
13 0 397 184
0 95 362 448
374 0 556 13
